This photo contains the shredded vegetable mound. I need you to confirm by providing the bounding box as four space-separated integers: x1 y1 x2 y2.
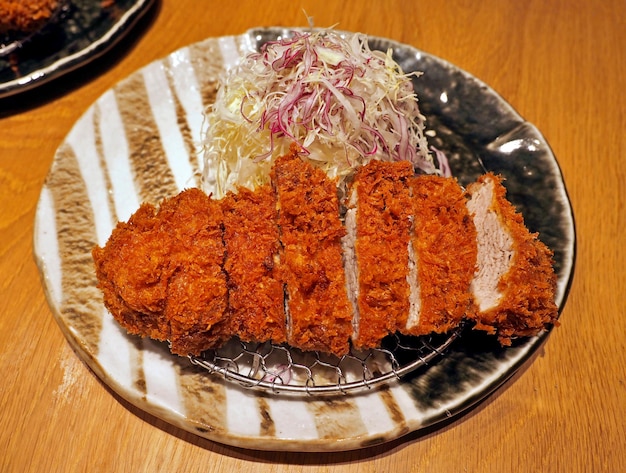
202 30 437 197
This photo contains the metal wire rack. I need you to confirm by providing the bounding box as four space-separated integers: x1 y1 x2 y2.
189 325 464 396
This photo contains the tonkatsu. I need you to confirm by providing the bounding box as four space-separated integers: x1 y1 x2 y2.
92 152 559 357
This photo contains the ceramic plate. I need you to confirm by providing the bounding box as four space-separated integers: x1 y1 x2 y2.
34 28 576 452
0 0 154 99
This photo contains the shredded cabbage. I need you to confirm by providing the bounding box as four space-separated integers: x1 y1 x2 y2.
201 30 437 197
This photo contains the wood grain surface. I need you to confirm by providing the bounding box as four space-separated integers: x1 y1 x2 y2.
1 0 624 471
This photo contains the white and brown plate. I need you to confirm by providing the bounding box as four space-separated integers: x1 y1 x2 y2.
33 28 576 451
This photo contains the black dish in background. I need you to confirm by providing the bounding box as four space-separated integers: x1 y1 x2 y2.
0 0 156 100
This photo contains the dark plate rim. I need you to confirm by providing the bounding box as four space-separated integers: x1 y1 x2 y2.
0 0 155 99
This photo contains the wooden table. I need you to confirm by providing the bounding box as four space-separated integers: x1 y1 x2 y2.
1 0 624 471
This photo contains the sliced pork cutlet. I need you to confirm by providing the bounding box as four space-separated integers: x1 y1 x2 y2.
465 173 558 345
401 175 478 336
93 201 170 343
345 160 414 350
271 148 353 356
92 188 229 356
221 185 287 345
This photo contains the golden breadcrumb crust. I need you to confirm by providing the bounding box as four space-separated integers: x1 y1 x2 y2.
351 160 414 349
92 188 228 356
467 173 558 345
271 146 353 356
405 175 477 335
92 163 559 358
221 185 286 344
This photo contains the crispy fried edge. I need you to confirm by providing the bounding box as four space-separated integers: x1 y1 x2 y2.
468 173 559 344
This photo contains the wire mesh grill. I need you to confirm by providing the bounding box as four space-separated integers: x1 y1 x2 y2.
189 325 464 396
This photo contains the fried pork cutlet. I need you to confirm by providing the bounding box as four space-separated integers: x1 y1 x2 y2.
92 188 229 356
271 147 353 356
465 173 558 344
402 175 477 336
221 185 286 344
93 157 559 359
345 160 414 350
